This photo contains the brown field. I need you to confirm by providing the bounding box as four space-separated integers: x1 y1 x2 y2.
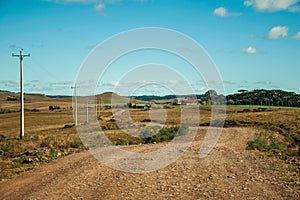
0 91 299 199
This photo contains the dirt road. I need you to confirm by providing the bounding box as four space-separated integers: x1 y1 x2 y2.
0 127 298 199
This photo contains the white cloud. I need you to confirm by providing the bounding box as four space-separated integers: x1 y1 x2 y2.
214 7 228 16
244 0 300 12
293 31 300 39
94 3 105 11
243 46 257 54
267 26 288 39
213 7 241 17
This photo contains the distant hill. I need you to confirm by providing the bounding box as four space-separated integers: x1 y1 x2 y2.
95 92 139 103
0 91 50 102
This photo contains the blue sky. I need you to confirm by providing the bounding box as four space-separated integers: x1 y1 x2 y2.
0 0 299 95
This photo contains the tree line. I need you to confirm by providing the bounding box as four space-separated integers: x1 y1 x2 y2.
204 89 300 107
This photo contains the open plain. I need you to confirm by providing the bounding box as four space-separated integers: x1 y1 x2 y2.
0 91 299 199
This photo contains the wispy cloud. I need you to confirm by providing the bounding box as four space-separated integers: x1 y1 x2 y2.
254 81 272 85
243 46 257 54
267 26 288 39
94 3 105 11
1 80 19 87
213 7 242 17
292 31 300 40
244 0 300 12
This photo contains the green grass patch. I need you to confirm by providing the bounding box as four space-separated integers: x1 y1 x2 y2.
246 131 286 152
141 126 188 144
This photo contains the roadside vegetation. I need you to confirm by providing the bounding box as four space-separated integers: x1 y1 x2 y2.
0 125 84 181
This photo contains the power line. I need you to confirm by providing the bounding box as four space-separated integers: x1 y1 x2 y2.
12 49 30 140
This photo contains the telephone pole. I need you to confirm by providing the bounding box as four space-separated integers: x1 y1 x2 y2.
71 83 78 126
12 49 30 140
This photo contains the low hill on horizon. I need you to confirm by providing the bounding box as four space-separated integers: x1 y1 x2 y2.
0 90 50 102
95 92 133 103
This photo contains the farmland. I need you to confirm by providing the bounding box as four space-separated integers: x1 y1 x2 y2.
0 91 299 199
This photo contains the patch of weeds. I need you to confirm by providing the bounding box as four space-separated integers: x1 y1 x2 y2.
45 135 54 141
40 136 54 148
246 137 269 151
269 140 286 150
285 134 296 146
141 119 151 122
24 108 39 112
116 139 127 146
140 129 155 144
0 140 15 152
177 125 188 136
50 148 56 157
31 135 39 141
246 131 286 152
70 139 83 148
0 134 6 142
128 140 140 145
141 126 188 144
0 108 17 114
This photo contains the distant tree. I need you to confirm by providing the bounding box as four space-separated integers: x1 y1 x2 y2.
205 90 218 98
238 89 248 93
225 89 300 107
204 90 218 105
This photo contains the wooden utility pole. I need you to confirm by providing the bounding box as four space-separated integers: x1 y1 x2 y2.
12 49 30 139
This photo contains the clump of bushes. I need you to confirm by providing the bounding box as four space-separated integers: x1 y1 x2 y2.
0 140 14 153
70 139 83 148
0 108 17 114
24 108 39 112
246 132 286 152
140 126 188 144
116 139 127 146
64 124 75 129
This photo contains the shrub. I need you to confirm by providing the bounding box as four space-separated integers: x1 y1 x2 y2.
0 140 14 152
177 125 188 136
50 148 56 157
0 134 6 142
45 135 54 141
64 124 75 129
246 138 269 151
0 108 16 114
40 140 51 148
70 139 82 148
140 129 154 143
31 135 39 141
24 108 39 112
40 135 54 148
246 132 287 152
269 140 286 150
140 126 188 144
116 139 127 146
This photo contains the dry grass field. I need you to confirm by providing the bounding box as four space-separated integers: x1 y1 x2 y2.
0 91 299 199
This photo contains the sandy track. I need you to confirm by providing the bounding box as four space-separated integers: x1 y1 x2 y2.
0 127 298 199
